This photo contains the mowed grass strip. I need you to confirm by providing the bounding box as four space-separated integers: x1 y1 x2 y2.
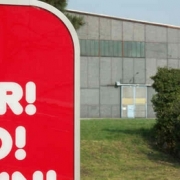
81 119 180 180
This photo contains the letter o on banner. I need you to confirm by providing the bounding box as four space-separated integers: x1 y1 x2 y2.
0 128 13 159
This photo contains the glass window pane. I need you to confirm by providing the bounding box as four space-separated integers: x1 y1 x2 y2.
127 42 132 57
113 41 122 57
90 40 94 56
86 40 91 56
132 42 137 57
123 42 133 57
118 41 122 57
113 41 117 57
123 42 128 57
89 40 92 56
123 41 145 58
109 41 114 56
140 42 145 57
136 42 141 58
104 40 109 56
94 40 99 56
100 40 104 56
100 40 110 57
80 39 100 57
80 39 86 56
135 87 146 104
80 40 145 57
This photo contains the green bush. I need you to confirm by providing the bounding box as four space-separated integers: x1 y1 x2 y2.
151 67 180 156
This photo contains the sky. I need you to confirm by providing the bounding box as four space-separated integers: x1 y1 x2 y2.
67 0 180 26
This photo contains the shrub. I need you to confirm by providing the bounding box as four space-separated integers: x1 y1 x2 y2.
151 67 180 156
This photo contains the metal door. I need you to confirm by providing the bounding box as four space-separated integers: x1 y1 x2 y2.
127 105 135 118
121 86 147 118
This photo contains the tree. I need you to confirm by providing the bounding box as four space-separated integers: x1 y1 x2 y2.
40 0 84 30
151 67 180 156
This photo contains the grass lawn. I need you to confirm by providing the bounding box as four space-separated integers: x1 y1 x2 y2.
81 119 180 180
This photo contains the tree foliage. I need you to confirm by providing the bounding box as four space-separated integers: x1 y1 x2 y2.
151 67 180 156
40 0 84 30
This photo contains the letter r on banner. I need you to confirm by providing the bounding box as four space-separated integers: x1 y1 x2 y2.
0 82 23 115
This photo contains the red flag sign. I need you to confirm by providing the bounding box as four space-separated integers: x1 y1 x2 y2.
0 0 80 180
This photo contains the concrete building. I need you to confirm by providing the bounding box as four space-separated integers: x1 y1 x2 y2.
69 10 180 118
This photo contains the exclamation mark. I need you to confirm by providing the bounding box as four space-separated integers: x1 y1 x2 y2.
46 170 57 180
25 82 36 115
15 126 26 160
33 171 57 180
0 172 9 180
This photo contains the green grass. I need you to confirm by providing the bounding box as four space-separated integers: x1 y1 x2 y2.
81 119 180 180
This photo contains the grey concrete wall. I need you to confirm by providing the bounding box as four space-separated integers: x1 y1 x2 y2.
122 58 145 84
72 11 180 118
111 20 123 40
123 22 145 41
146 25 167 42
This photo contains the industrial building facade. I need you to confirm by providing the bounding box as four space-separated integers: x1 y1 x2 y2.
69 10 180 118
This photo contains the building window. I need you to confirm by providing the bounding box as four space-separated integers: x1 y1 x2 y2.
80 39 99 56
123 41 145 58
100 40 122 57
80 39 145 58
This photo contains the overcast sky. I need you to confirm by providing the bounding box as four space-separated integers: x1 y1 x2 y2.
67 0 180 26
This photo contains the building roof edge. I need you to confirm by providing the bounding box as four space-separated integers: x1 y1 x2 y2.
67 9 180 29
